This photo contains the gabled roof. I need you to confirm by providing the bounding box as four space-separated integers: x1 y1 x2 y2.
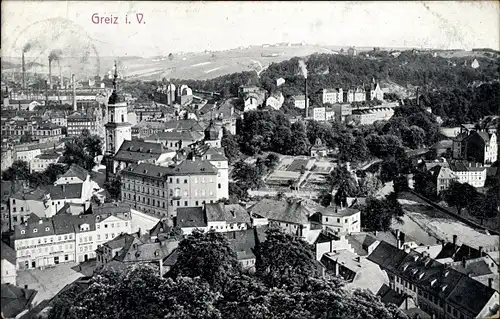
204 203 250 224
376 284 406 307
172 159 218 175
58 164 88 182
249 198 318 225
118 240 178 263
149 220 171 237
91 202 131 216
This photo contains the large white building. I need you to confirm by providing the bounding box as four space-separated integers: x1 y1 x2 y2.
321 88 344 104
12 203 132 269
105 63 132 155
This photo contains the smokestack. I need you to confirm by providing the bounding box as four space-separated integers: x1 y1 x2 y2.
45 80 48 105
305 78 308 118
72 74 77 111
49 59 52 90
22 52 26 90
59 61 62 89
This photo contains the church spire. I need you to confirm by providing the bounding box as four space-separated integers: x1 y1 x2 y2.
108 61 123 105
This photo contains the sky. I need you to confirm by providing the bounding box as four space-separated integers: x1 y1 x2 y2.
1 1 499 57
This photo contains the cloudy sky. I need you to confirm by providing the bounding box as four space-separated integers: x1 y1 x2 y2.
2 1 499 57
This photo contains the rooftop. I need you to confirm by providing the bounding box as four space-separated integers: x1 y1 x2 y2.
368 241 498 317
176 207 206 228
1 284 38 319
205 203 250 224
249 198 320 225
58 164 88 182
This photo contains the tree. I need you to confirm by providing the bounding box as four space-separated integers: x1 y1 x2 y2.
264 153 280 171
1 160 30 181
221 128 241 164
359 173 383 196
289 121 310 155
232 160 264 192
413 170 437 200
361 193 404 231
442 181 479 215
62 132 102 170
255 228 317 288
169 229 241 292
328 166 359 206
104 175 122 202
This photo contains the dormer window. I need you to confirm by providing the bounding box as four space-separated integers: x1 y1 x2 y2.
45 227 49 231
21 230 25 234
418 272 425 280
33 228 38 233
430 279 437 287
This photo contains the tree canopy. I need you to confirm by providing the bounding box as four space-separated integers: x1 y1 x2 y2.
48 228 409 319
61 129 102 171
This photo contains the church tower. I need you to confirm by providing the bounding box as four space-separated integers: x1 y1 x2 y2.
105 62 131 155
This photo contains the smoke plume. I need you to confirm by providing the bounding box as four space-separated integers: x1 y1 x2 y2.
49 49 63 62
23 43 32 53
298 60 308 79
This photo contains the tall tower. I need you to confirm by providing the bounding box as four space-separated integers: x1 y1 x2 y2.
104 62 132 177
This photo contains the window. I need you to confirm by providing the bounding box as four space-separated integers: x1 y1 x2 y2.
337 218 340 223
184 201 188 206
105 224 108 228
196 201 199 206
176 178 179 183
12 200 15 204
184 179 188 184
177 201 180 206
20 207 24 212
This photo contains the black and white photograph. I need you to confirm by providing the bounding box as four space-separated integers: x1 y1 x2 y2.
1 1 499 318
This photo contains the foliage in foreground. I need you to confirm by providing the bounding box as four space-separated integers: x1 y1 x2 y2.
48 229 409 319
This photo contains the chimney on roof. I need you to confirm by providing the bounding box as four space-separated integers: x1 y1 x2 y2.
479 246 483 256
334 259 339 276
452 234 457 246
488 278 493 288
462 256 466 268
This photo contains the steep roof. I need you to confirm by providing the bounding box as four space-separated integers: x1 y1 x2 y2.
49 183 83 200
146 130 203 142
58 164 88 182
176 207 206 228
224 229 257 260
1 284 37 318
114 140 166 163
205 203 250 224
0 241 16 265
376 284 406 307
368 241 498 317
249 198 318 225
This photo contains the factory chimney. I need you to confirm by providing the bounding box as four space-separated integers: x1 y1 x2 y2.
72 74 77 111
22 52 26 90
305 78 308 118
48 58 52 90
45 80 48 106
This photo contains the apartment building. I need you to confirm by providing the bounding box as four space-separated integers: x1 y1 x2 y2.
66 112 98 136
368 241 500 319
312 107 335 122
121 159 219 219
32 122 63 140
112 140 174 174
30 151 62 173
12 206 132 269
321 88 343 104
449 161 487 188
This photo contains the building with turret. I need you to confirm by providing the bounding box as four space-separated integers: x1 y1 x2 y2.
104 63 132 155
